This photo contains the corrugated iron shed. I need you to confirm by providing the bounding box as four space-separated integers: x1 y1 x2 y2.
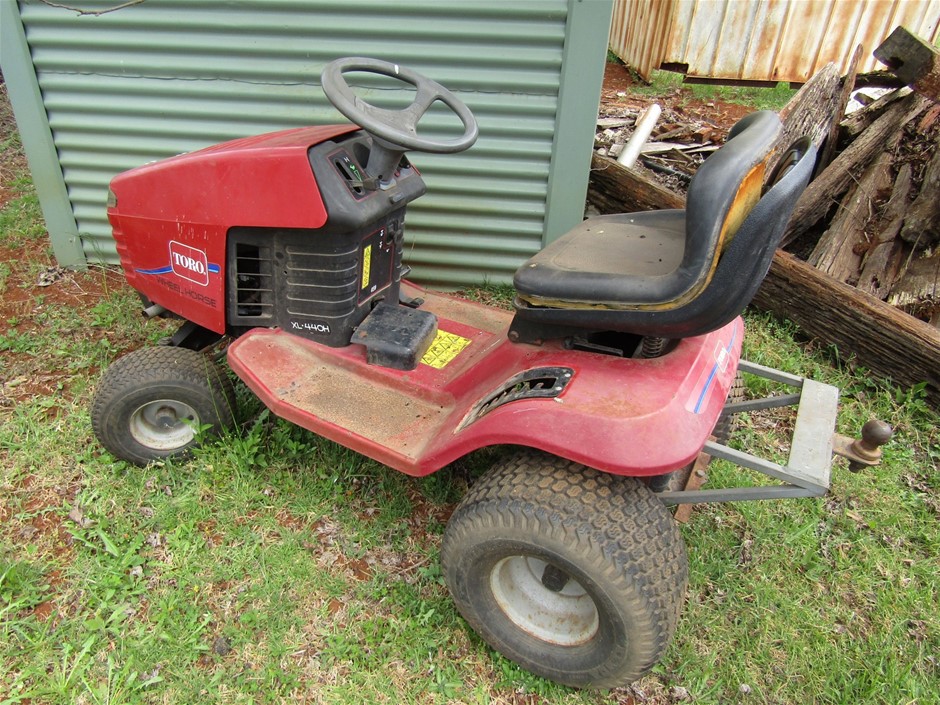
611 0 940 83
1 0 613 288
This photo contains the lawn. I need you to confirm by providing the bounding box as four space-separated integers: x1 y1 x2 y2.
1 82 938 704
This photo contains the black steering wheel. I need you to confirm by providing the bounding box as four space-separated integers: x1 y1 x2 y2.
321 57 478 154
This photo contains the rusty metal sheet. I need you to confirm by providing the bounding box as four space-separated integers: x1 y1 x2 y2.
609 0 678 81
611 0 940 84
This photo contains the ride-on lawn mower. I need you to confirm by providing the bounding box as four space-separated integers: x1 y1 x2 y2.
92 58 891 688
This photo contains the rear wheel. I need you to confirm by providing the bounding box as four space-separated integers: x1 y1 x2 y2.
711 372 745 445
92 346 236 466
441 450 687 688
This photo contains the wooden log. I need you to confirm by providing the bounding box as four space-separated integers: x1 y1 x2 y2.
917 103 940 131
898 144 940 247
889 249 940 325
753 252 940 407
874 26 940 103
841 87 911 139
853 71 906 91
807 151 894 283
587 152 684 214
857 163 912 299
819 45 864 170
780 92 928 248
774 63 842 179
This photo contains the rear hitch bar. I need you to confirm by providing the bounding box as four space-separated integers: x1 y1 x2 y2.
658 359 893 506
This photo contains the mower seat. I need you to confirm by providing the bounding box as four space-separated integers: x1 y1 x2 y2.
510 111 816 341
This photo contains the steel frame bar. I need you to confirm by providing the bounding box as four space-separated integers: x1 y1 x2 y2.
658 359 838 505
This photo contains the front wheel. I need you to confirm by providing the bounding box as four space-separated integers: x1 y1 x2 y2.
91 346 236 466
441 450 688 689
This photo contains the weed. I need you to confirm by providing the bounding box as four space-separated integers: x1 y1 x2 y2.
457 279 515 310
0 329 39 354
0 191 46 248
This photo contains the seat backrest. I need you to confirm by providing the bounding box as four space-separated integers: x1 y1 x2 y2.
675 111 782 304
506 115 815 342
650 134 817 338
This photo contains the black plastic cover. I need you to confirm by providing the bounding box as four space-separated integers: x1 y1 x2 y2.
225 130 426 348
352 303 438 371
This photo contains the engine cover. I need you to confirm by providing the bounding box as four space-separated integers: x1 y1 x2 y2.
108 125 427 346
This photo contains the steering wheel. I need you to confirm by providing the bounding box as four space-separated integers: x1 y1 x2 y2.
321 57 478 154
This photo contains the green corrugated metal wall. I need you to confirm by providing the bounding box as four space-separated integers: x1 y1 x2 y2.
4 0 611 287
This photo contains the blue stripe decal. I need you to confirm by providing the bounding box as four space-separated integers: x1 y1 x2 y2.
693 321 738 414
135 263 221 275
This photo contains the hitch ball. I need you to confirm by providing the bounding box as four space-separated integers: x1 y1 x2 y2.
848 419 893 472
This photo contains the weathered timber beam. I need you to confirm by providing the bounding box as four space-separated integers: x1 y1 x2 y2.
586 155 940 407
588 152 684 213
875 26 940 103
753 253 940 407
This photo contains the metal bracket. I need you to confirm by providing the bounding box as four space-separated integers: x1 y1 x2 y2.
658 359 839 505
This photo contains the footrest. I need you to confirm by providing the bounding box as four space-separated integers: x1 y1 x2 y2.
352 303 438 371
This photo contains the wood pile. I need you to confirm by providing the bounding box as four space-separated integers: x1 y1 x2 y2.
786 85 940 326
587 28 940 406
595 115 726 153
593 107 722 196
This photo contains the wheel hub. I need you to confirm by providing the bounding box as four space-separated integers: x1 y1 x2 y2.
129 399 199 451
154 405 179 427
490 555 599 646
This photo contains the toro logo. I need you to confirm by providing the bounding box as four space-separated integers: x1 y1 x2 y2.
169 241 210 286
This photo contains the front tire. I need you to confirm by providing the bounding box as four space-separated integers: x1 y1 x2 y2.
92 346 236 466
441 450 688 689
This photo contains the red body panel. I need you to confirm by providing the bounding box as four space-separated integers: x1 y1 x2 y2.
227 283 742 477
107 125 358 333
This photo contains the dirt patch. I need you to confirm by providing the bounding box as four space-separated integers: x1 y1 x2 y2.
600 61 754 132
597 62 757 195
0 243 134 403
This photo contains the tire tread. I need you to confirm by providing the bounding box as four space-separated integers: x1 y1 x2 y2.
91 346 236 465
442 449 688 688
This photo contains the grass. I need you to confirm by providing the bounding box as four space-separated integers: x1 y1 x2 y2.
1 114 938 705
620 66 796 112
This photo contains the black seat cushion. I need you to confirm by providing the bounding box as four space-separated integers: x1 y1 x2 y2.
509 135 817 339
514 211 688 307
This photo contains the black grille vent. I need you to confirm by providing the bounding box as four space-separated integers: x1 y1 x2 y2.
458 367 574 430
226 224 400 346
284 243 359 314
232 241 274 322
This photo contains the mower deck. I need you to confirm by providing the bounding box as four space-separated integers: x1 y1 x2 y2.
227 282 741 477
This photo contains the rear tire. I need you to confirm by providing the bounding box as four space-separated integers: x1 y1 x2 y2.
92 346 236 466
711 372 745 445
441 450 687 689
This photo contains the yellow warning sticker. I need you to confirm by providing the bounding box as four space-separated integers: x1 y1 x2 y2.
361 245 372 290
421 330 472 369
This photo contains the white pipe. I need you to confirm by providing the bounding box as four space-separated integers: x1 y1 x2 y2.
617 103 662 168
